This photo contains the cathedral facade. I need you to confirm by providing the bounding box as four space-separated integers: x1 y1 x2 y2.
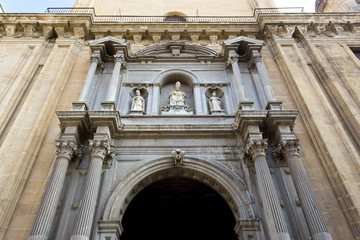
0 0 359 239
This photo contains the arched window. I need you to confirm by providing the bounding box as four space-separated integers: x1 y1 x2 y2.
164 15 186 22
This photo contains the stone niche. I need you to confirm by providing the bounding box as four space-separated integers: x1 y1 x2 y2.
160 73 194 115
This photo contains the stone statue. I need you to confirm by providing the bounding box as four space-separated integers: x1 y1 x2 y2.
169 81 186 106
209 91 222 111
162 81 193 115
130 89 145 114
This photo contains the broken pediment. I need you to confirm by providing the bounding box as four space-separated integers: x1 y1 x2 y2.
135 40 218 60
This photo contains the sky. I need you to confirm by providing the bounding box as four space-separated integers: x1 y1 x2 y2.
0 0 316 13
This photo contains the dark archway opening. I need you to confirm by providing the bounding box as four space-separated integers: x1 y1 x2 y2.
121 177 238 240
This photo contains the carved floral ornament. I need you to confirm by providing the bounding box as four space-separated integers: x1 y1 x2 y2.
245 139 268 160
274 139 300 159
89 139 115 161
264 23 360 39
55 140 82 161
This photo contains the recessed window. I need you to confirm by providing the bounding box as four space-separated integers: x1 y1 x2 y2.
164 15 186 22
350 47 360 60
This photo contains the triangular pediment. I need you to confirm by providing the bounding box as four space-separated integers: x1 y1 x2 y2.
89 36 131 59
89 36 129 46
223 36 263 46
221 36 263 60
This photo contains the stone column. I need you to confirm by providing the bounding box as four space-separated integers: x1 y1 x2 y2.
246 139 290 240
251 51 282 110
77 51 101 102
252 51 275 102
193 83 203 115
151 84 160 115
70 140 110 240
229 54 253 110
28 140 80 240
229 54 247 102
102 52 125 110
275 140 332 240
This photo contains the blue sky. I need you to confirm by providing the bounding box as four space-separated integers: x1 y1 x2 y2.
0 0 315 13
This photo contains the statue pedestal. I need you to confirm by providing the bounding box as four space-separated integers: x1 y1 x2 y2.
129 110 144 115
161 105 193 115
211 109 225 115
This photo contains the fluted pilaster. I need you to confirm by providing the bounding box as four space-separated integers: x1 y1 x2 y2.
246 139 290 240
28 140 80 240
71 140 111 240
275 140 332 240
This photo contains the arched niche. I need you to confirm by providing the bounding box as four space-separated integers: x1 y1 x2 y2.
205 87 227 114
150 69 203 115
128 88 148 115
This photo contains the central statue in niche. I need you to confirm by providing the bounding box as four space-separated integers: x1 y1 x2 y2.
162 81 193 115
169 81 186 106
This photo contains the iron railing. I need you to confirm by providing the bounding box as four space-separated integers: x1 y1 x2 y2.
45 7 304 23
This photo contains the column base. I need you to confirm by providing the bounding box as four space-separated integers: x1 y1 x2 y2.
101 101 117 111
234 218 262 240
239 101 254 110
312 232 332 240
266 100 283 110
129 110 144 115
98 220 123 240
70 235 89 240
28 236 47 240
270 232 291 240
72 101 88 111
211 109 225 115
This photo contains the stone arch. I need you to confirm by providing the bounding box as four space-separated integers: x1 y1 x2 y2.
151 68 201 86
102 156 256 222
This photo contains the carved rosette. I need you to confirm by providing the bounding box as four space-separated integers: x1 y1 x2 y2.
245 139 268 161
275 139 300 159
55 140 81 161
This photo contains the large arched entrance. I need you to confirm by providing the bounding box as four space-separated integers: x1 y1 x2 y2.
121 177 238 240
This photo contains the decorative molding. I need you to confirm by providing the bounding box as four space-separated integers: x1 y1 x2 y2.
55 140 82 162
89 140 114 163
245 139 268 161
274 139 300 160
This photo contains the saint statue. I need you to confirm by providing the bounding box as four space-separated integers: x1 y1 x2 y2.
131 89 145 112
209 90 222 111
169 81 186 106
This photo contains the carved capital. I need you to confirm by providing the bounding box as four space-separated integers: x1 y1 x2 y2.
89 139 111 160
251 51 262 64
114 52 125 63
55 140 81 161
172 149 185 167
90 52 102 64
274 139 300 159
245 139 268 160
